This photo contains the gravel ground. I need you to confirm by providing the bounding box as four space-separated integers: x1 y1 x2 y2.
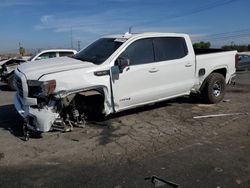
0 71 249 188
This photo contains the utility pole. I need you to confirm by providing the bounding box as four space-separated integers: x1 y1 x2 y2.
77 40 81 51
129 26 132 34
70 26 73 49
18 42 25 56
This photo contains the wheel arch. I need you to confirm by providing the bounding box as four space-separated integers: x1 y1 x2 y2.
199 67 227 92
211 68 227 78
55 85 112 115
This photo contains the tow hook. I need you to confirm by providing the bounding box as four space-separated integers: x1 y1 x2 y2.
22 121 30 141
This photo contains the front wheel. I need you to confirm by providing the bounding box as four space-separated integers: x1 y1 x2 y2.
202 73 226 104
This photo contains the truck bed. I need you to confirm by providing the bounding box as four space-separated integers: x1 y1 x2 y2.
194 48 232 55
195 49 237 85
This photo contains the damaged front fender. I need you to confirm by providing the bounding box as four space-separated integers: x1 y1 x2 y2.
54 85 113 116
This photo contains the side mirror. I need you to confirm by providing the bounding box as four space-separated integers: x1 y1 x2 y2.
116 57 130 71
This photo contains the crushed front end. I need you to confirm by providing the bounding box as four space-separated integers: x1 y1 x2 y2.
13 68 105 136
14 69 60 133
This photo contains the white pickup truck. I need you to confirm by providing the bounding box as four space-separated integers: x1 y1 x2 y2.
14 32 237 134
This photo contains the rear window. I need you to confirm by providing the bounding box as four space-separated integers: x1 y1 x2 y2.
153 37 188 61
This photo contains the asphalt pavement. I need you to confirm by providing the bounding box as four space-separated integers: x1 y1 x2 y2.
0 72 249 188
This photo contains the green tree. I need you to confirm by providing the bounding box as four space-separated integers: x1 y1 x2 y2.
193 41 211 49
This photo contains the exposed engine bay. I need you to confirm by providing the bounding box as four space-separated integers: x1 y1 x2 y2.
54 90 105 131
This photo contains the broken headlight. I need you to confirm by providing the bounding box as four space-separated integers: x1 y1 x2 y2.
27 80 56 98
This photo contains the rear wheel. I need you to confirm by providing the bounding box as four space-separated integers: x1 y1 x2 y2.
7 74 16 91
202 73 226 104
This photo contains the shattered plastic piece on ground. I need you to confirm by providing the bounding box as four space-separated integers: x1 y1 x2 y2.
145 176 179 188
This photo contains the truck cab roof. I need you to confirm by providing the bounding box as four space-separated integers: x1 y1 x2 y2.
105 32 188 40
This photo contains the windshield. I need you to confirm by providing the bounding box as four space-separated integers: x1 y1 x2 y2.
73 38 124 65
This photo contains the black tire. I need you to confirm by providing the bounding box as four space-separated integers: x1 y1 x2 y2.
201 73 226 104
7 74 16 91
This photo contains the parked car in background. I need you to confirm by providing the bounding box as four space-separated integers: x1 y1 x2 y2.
237 54 250 71
27 49 77 61
0 49 77 90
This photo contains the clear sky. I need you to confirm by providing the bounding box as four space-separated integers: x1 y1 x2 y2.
0 0 249 53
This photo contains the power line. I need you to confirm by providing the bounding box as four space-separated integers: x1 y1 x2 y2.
192 28 250 42
134 0 238 28
205 28 250 38
59 0 240 36
193 34 250 43
210 33 250 41
182 0 237 17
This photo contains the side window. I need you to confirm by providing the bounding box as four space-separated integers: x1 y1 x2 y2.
153 37 188 61
119 38 154 65
36 52 56 60
59 52 74 57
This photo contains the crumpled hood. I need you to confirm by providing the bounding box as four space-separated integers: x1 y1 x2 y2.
18 56 95 80
0 59 9 66
0 59 26 67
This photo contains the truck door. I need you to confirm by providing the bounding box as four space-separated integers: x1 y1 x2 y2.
151 37 195 98
111 38 159 111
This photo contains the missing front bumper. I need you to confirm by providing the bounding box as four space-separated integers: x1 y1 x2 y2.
14 94 59 132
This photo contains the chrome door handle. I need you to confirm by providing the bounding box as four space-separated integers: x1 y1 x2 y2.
185 63 192 67
149 68 159 73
